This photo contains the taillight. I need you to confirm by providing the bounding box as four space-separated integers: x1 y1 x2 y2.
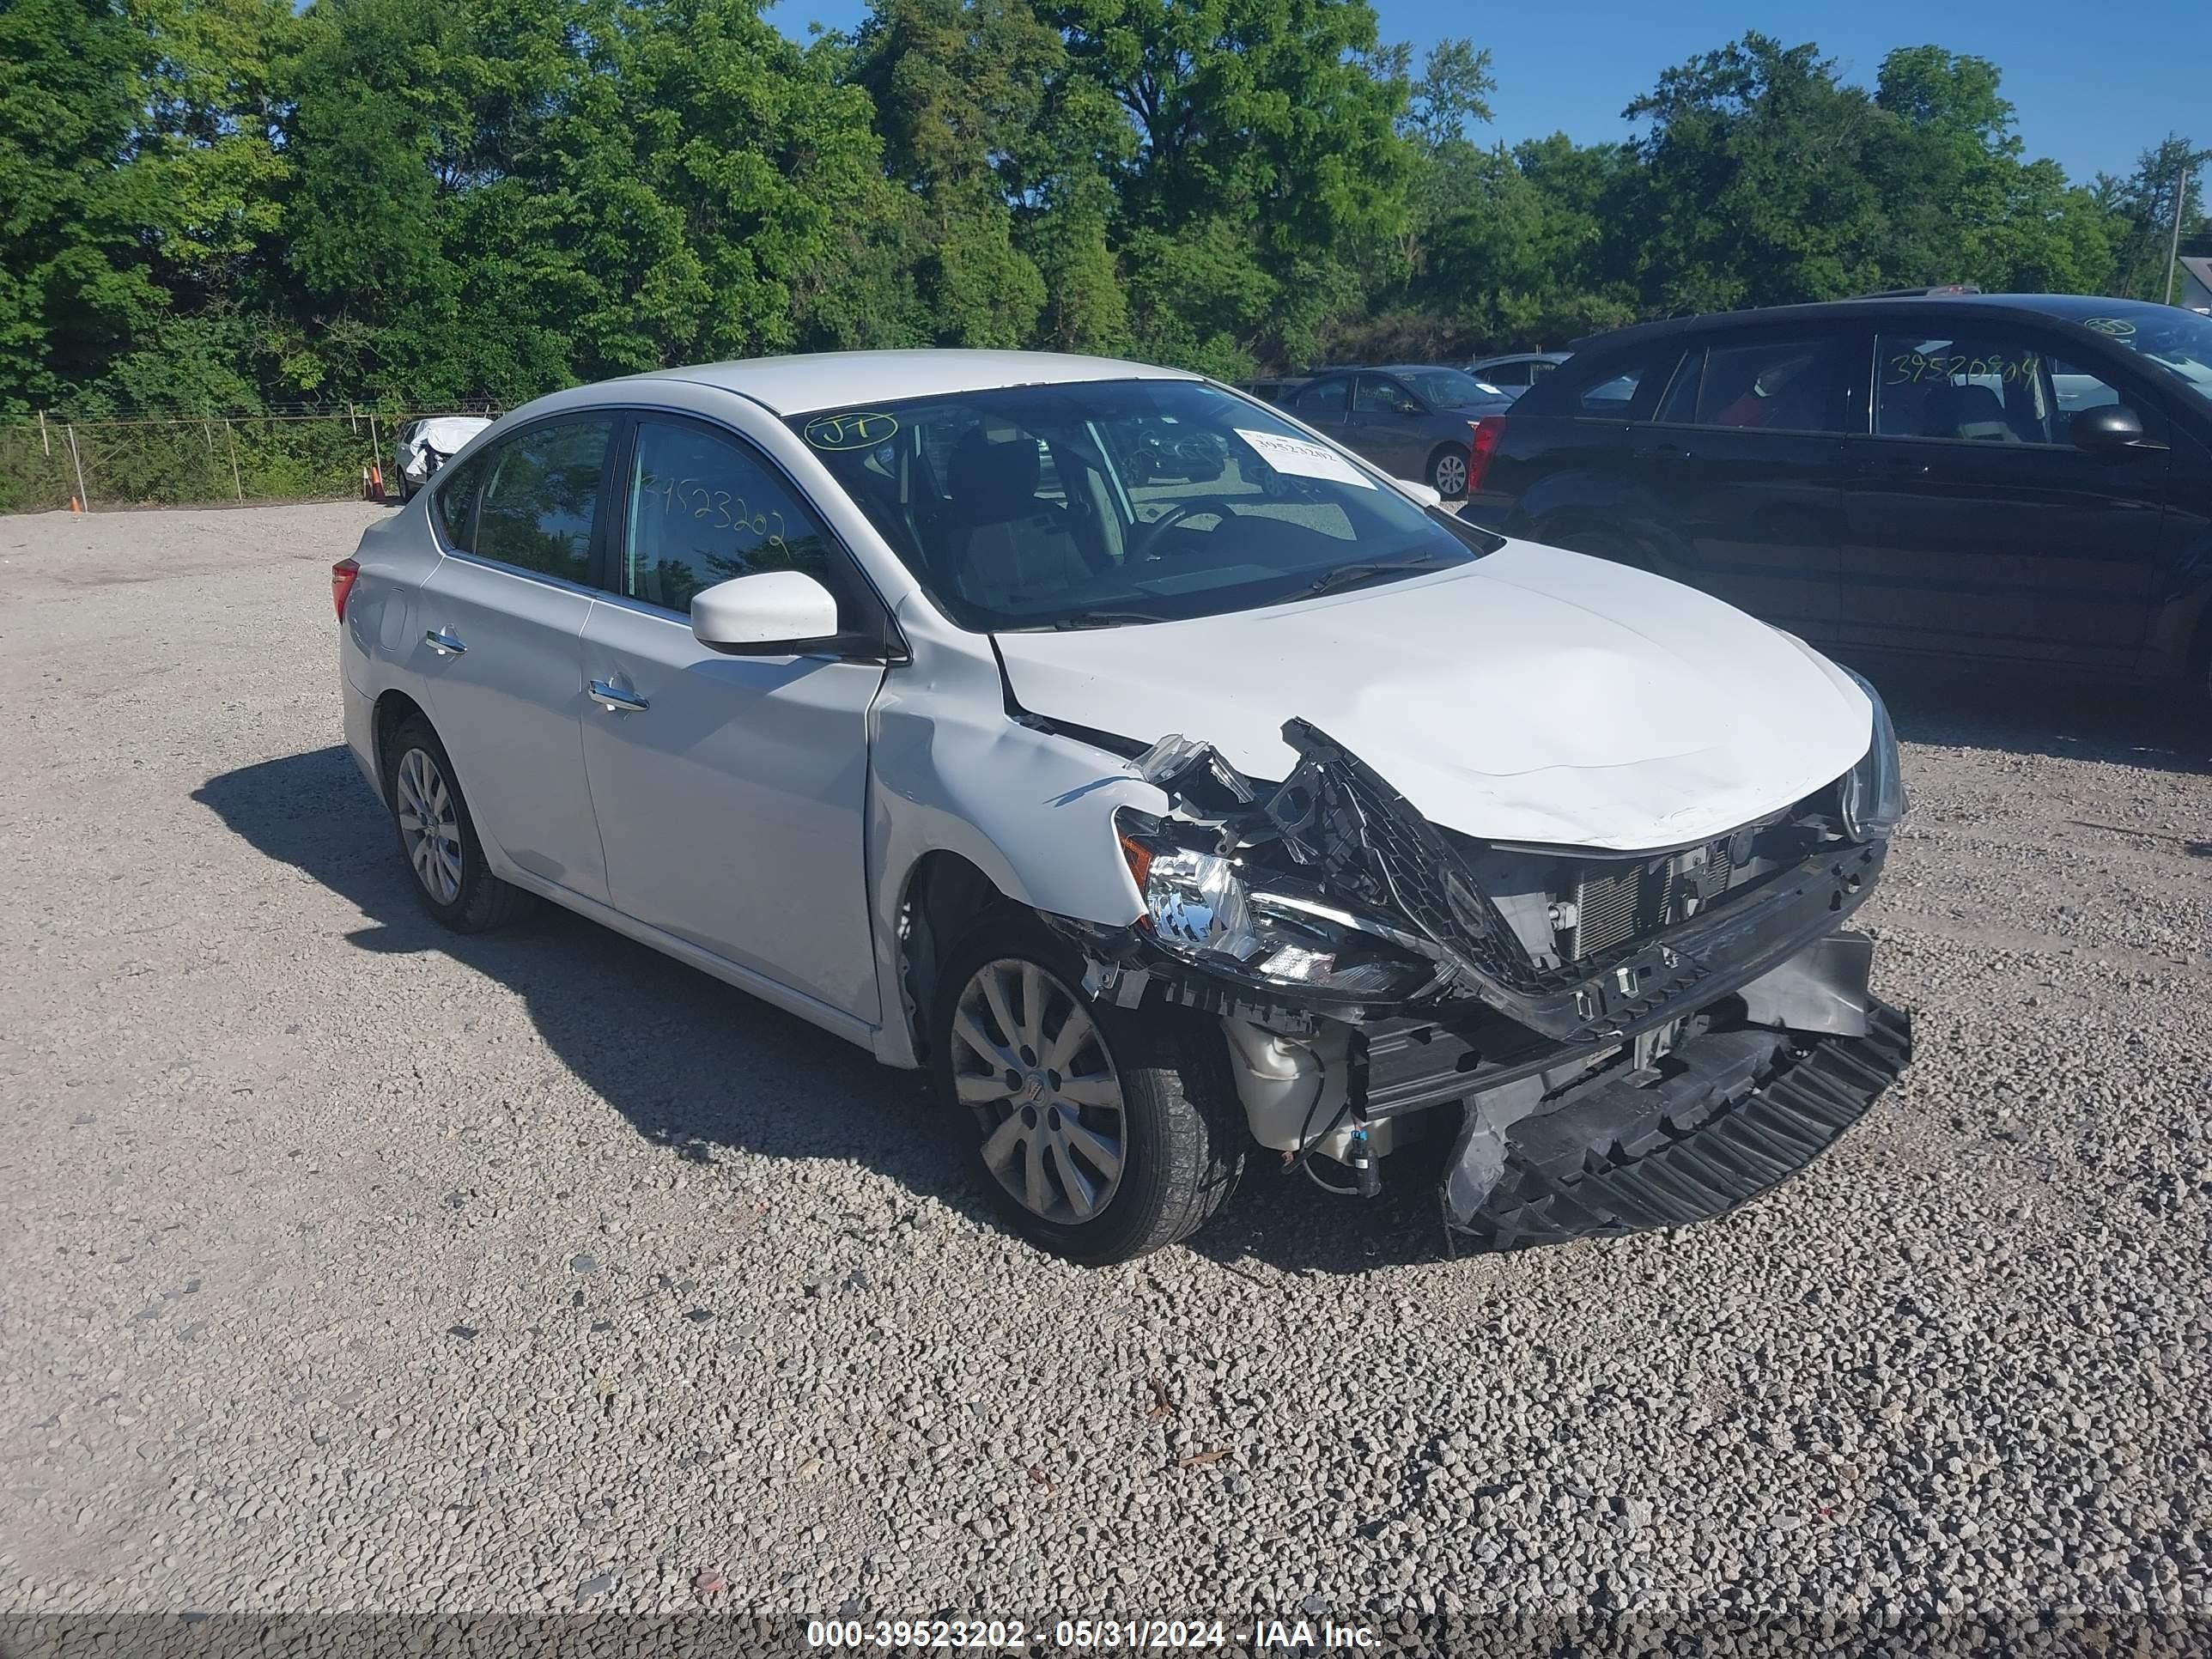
1467 416 1506 495
331 557 360 622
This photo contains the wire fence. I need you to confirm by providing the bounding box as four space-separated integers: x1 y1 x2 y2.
0 404 502 514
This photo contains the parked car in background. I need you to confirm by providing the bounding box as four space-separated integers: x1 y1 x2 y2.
1462 295 2212 709
1467 351 1572 398
334 349 1911 1263
1279 365 1515 496
1234 376 1308 407
395 416 495 501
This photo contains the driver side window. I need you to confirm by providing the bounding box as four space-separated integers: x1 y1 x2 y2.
622 419 841 614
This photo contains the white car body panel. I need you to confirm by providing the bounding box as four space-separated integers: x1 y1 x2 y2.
414 556 608 900
338 349 1879 1078
993 540 1871 853
399 416 494 477
577 594 886 1021
628 349 1200 416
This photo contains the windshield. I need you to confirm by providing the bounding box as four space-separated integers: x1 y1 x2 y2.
2074 303 2212 399
793 380 1496 631
1398 368 1500 406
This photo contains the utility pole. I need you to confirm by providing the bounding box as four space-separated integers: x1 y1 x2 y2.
2166 163 2188 307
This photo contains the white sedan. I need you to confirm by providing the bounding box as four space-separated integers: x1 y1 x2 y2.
333 350 1911 1263
394 416 494 501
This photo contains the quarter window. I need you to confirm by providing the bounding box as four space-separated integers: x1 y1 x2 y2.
430 449 489 551
1553 348 1681 418
472 420 611 581
623 420 840 614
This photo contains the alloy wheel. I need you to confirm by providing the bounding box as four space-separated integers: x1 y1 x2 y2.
396 746 463 905
1433 452 1468 496
951 958 1127 1225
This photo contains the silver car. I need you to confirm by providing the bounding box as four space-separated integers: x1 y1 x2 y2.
333 350 1911 1263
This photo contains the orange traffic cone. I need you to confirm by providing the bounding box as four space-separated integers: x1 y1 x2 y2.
69 495 81 514
369 462 386 503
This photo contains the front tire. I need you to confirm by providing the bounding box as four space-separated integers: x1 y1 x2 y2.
383 716 532 933
930 916 1243 1265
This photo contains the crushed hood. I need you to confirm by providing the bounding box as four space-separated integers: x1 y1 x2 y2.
993 540 1872 852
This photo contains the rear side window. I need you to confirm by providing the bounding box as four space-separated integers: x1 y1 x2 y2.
1292 376 1350 417
472 419 612 582
1486 363 1529 386
430 450 489 550
1687 336 1853 434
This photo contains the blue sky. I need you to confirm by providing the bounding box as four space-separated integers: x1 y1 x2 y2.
769 0 2210 191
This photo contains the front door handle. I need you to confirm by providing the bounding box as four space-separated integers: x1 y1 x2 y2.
424 629 466 656
588 679 649 714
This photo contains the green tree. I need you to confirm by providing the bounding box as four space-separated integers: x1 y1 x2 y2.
0 0 167 411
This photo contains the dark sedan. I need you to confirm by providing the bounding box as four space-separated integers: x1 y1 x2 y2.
1462 295 2212 709
1277 365 1516 497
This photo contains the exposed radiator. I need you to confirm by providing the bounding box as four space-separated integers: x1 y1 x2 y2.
1567 839 1735 960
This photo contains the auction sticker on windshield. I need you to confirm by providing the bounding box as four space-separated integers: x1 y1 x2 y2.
1234 428 1376 489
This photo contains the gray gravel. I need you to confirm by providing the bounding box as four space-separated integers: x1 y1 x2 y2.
2 502 2209 1632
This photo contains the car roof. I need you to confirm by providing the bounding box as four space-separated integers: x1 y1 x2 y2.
612 349 1201 417
1470 351 1571 364
1566 294 2175 355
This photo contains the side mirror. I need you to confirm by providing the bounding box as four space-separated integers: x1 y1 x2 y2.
691 569 842 656
1395 478 1444 509
2069 404 2149 453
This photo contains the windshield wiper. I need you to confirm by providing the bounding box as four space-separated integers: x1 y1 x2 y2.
1301 553 1458 599
1030 609 1168 631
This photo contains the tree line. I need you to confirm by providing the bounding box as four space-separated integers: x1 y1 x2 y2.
3 0 2205 418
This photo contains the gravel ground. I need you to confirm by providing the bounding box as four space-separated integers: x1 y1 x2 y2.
2 501 2209 1642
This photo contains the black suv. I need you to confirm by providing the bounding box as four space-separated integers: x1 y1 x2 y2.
1462 295 2212 708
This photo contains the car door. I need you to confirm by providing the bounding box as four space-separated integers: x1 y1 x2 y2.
414 416 613 901
1627 326 1858 643
1347 373 1431 477
1839 324 2167 667
576 412 889 1023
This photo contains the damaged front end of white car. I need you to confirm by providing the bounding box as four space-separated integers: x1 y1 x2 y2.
1042 695 1911 1249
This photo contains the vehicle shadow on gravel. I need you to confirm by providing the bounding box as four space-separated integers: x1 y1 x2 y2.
194 745 1005 1235
197 745 1477 1273
1856 659 2212 777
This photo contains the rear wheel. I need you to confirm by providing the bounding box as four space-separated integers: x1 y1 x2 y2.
1427 444 1468 499
383 716 532 933
930 916 1243 1264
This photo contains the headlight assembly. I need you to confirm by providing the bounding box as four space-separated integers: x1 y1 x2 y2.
1837 668 1907 842
1117 821 1438 1001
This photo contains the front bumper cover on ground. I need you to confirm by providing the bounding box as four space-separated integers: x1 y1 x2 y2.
1444 997 1913 1247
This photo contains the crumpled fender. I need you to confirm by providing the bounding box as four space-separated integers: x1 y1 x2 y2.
864 603 1165 1066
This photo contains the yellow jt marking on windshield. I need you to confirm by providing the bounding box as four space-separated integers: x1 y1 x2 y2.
805 412 900 450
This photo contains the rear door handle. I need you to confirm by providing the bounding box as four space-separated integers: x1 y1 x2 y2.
588 679 649 714
1638 441 1693 462
424 629 466 655
1850 456 1931 478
